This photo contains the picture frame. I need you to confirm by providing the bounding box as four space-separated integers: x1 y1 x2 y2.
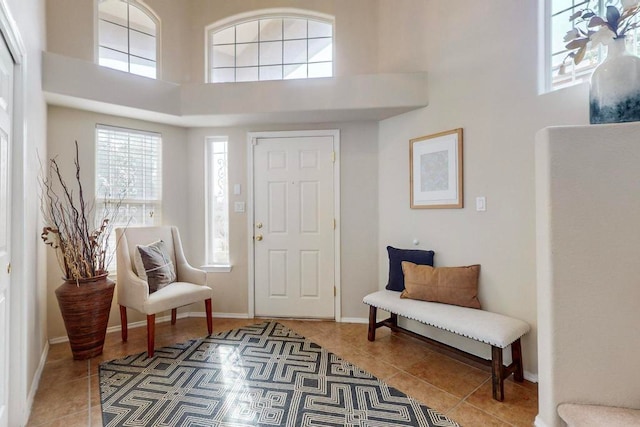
410 128 463 209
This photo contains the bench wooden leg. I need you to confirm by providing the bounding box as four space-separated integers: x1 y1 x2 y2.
511 338 524 382
390 312 398 329
171 308 177 325
491 346 505 402
368 306 377 341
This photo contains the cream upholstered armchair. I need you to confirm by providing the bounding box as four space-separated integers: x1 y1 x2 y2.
115 226 212 357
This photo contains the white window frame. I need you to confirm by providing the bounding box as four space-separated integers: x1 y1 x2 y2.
95 0 161 79
204 8 335 84
204 136 231 272
542 0 640 92
95 124 162 269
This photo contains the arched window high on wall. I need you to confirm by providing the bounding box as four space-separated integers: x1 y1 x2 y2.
98 0 158 79
206 10 334 83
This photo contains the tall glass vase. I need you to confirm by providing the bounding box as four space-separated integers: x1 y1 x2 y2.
590 37 640 124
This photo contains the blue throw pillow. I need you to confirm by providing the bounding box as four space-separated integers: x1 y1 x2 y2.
385 246 435 292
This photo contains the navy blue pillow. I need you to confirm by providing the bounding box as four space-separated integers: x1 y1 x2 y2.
385 246 435 292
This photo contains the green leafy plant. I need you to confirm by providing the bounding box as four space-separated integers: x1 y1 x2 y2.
562 0 640 70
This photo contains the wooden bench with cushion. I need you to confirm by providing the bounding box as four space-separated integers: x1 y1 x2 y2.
363 289 531 401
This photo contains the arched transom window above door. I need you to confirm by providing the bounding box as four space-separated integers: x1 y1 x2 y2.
207 11 334 83
98 0 158 79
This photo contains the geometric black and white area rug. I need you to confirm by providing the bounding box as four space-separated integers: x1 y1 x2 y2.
100 322 460 427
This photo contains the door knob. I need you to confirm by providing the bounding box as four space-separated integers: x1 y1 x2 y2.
255 234 263 241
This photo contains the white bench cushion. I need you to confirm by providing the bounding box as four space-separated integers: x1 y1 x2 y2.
363 290 530 348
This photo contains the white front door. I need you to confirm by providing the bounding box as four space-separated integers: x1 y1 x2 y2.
0 34 13 427
253 133 336 318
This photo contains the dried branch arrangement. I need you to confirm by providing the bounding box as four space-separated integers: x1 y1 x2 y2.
41 141 122 281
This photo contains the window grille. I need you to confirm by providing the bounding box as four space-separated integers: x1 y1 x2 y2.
205 137 229 265
98 0 158 79
208 16 333 83
548 0 639 91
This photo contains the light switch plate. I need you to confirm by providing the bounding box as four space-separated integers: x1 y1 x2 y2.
233 184 241 195
476 197 486 212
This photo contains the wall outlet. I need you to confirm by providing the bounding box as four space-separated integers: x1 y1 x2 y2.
234 201 245 213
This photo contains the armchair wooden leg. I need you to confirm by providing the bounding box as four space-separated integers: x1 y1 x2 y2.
171 308 177 325
205 298 213 335
368 306 377 341
120 305 128 342
147 314 155 357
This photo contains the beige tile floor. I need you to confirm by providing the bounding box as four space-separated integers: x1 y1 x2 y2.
27 317 538 426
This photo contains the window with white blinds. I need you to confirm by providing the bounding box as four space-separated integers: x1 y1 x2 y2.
95 125 162 236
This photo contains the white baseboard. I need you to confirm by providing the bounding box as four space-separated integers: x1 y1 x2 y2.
210 312 251 319
203 312 251 319
49 313 186 344
534 414 551 427
25 341 49 425
105 313 185 335
340 317 368 324
524 371 538 383
49 336 69 345
49 312 252 343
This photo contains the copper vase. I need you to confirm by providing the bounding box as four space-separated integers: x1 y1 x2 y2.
55 273 115 360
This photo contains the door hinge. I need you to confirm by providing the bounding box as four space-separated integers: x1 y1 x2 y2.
333 219 336 230
331 151 336 163
334 286 336 297
6 263 10 274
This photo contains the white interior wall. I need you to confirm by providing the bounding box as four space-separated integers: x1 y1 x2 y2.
44 0 384 340
186 122 379 319
45 0 191 84
44 110 380 338
45 0 94 63
144 0 191 83
186 0 379 82
46 0 381 85
377 0 429 73
46 106 190 340
377 0 590 378
536 123 640 427
38 0 625 388
187 126 250 316
4 0 47 424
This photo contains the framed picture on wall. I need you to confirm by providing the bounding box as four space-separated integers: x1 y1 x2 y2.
410 128 463 209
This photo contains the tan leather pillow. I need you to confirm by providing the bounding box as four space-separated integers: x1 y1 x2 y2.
400 262 481 309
